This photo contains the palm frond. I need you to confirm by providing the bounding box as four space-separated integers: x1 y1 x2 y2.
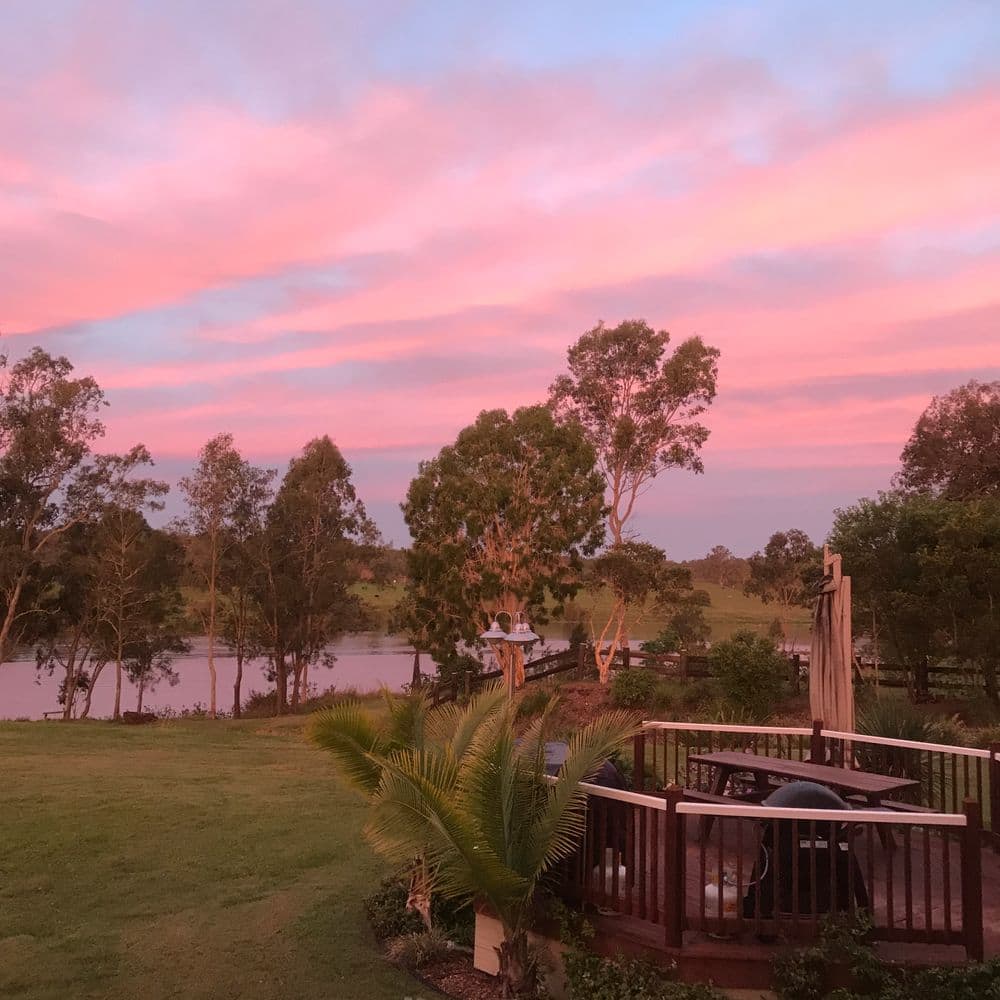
385 688 430 753
308 702 386 795
524 710 640 877
457 702 523 868
426 682 507 756
367 746 528 918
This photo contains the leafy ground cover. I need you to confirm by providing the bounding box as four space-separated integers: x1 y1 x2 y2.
0 716 416 1000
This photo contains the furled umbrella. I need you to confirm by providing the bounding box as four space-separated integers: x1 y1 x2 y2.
809 546 854 734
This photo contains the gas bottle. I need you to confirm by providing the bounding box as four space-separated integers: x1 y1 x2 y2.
703 870 739 935
591 847 628 897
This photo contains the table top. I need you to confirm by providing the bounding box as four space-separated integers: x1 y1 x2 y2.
687 750 920 797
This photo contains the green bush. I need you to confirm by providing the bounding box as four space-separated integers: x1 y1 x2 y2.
364 877 423 941
773 914 1000 999
651 680 679 715
641 627 681 655
386 928 454 969
363 876 474 946
516 685 554 720
856 698 966 781
708 630 786 721
556 904 724 1000
611 668 659 709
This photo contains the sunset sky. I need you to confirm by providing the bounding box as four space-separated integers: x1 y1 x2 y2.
3 1 999 558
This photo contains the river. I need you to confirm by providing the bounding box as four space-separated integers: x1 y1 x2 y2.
0 632 573 720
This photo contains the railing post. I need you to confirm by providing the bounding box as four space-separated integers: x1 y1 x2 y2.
633 732 646 792
662 786 684 949
989 743 1000 840
810 719 825 764
961 799 984 962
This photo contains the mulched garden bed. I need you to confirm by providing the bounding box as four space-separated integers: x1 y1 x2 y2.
410 955 503 1000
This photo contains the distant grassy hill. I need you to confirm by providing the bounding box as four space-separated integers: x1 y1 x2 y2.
352 579 811 643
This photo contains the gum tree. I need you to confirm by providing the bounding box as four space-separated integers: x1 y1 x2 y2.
402 406 605 689
549 319 719 679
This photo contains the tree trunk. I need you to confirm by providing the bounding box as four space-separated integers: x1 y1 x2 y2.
411 649 421 689
137 674 146 714
233 652 243 718
113 642 123 721
275 655 288 716
0 571 27 666
406 856 433 931
496 929 536 999
207 541 218 719
291 659 302 711
81 661 106 719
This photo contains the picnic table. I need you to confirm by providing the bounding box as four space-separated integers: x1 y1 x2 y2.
686 750 922 846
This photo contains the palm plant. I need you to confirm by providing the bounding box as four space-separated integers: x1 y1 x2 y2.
308 688 444 927
352 684 638 997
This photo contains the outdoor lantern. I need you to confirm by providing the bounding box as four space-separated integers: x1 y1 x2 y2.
480 619 508 641
507 619 540 644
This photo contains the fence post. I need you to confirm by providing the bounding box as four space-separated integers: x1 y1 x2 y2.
462 670 472 700
961 799 984 962
810 719 825 764
679 649 689 680
633 732 646 792
790 653 801 695
576 642 586 678
989 743 1000 841
621 644 631 671
662 786 685 949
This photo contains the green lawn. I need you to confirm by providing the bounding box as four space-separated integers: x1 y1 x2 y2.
0 718 415 1000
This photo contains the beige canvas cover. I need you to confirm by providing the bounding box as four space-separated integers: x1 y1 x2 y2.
809 545 855 733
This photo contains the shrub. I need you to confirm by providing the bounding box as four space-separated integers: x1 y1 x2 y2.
641 627 681 655
651 680 679 716
364 877 423 941
386 928 454 969
611 668 659 709
975 723 1000 749
516 685 554 720
556 904 724 1000
708 630 786 721
362 875 474 946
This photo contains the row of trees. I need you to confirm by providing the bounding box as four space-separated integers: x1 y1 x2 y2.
0 348 376 718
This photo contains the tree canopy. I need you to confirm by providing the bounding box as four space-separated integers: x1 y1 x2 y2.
548 318 719 546
402 405 605 687
897 380 1000 499
744 529 821 646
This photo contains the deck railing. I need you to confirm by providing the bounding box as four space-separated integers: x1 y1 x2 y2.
638 721 999 836
561 782 984 961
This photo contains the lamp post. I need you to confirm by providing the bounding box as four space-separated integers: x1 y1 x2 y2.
480 610 540 700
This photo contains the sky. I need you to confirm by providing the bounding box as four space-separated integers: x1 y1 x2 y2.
2 0 999 559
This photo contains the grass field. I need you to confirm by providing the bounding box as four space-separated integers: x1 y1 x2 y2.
0 717 415 1000
353 579 812 642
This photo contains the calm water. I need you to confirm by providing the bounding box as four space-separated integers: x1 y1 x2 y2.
0 633 420 720
0 633 574 720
